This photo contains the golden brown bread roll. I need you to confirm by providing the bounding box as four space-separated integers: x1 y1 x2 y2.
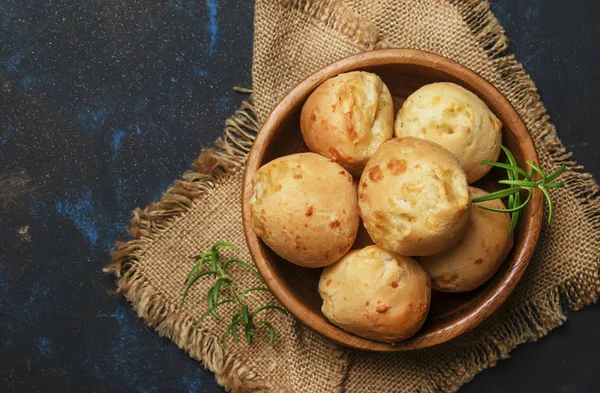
300 71 394 177
319 245 431 342
418 187 514 292
394 82 502 183
250 153 359 268
358 137 471 256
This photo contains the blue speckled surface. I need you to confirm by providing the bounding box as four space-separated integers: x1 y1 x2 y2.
0 0 250 391
0 1 598 392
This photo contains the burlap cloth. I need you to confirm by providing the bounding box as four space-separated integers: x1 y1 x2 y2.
106 1 600 392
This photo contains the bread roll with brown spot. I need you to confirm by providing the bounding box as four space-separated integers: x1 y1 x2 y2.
418 187 514 292
250 153 359 268
394 82 502 183
319 245 431 342
358 137 471 256
300 71 394 177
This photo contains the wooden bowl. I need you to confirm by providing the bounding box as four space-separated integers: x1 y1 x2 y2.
241 49 543 351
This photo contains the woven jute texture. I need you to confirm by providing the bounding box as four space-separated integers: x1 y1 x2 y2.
106 1 600 392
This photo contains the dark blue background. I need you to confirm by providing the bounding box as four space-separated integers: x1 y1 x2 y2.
0 1 598 392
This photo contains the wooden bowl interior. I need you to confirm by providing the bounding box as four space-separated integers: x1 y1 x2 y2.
243 51 542 351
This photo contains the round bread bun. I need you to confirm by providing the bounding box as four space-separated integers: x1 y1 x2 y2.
358 137 471 256
300 71 394 177
394 82 502 183
319 245 431 342
250 152 359 268
418 187 514 292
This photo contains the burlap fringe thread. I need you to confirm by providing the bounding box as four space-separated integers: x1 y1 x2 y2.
105 1 600 392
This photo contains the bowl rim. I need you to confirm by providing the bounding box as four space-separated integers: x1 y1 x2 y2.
241 48 543 351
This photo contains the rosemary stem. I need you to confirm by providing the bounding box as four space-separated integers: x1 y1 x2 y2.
474 145 565 235
216 264 242 305
184 242 287 348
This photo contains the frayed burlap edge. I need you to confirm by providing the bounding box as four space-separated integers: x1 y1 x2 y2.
104 1 600 393
103 99 271 393
412 2 600 392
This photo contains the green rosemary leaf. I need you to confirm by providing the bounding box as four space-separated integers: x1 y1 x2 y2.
181 270 217 307
481 160 529 178
545 163 567 183
472 187 521 202
256 320 276 342
185 263 202 284
476 147 565 235
476 190 532 213
500 145 518 168
509 210 520 236
212 241 239 253
205 298 236 315
193 299 237 329
183 242 288 348
228 319 242 343
210 248 219 272
207 284 214 303
526 161 546 181
506 171 517 208
192 251 212 261
223 258 263 282
228 314 243 345
231 311 242 323
507 192 515 213
497 179 539 187
238 287 270 302
244 322 254 344
212 278 231 305
505 158 517 182
241 305 250 324
185 254 212 283
207 286 220 319
540 187 554 224
507 192 520 236
251 305 289 318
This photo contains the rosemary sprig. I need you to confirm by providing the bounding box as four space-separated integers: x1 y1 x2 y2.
472 145 566 236
181 241 288 349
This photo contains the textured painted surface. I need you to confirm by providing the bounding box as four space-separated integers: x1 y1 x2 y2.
0 0 598 392
0 0 251 391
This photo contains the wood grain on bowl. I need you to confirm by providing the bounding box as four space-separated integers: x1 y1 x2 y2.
241 49 543 351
